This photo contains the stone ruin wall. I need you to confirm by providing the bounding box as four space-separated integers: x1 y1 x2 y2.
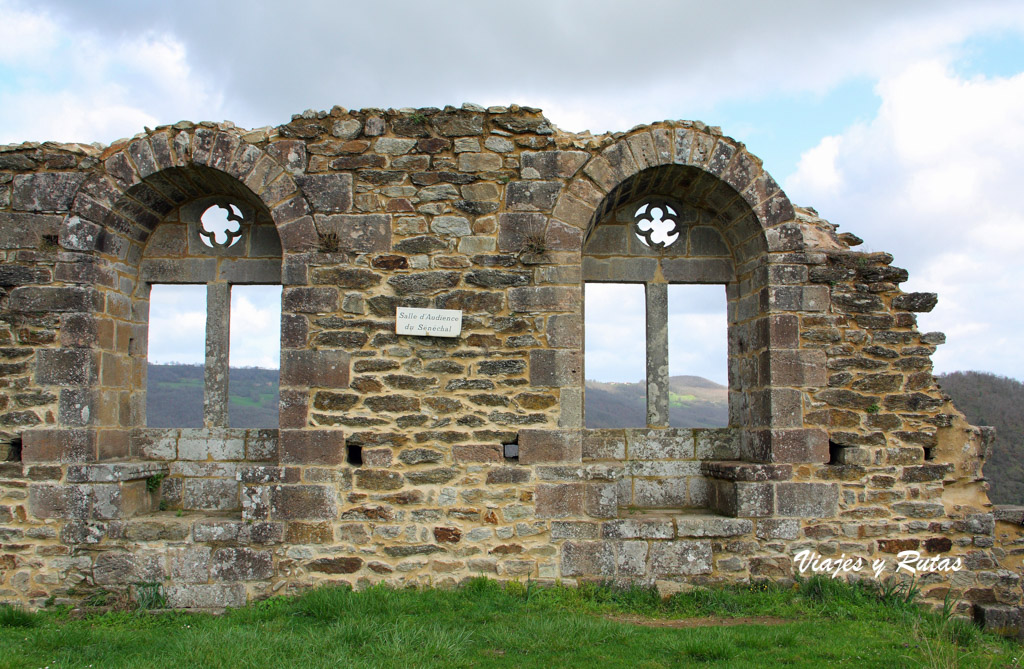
0 104 1020 630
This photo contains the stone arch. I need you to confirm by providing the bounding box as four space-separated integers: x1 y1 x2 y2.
550 122 798 249
563 123 826 469
52 128 313 442
59 127 315 259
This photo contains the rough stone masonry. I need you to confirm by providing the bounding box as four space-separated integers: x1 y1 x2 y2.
1 103 1022 634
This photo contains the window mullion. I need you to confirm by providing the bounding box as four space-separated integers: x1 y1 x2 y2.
646 282 669 428
204 282 231 428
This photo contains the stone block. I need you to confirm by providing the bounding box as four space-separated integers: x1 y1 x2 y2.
762 349 827 387
649 540 713 576
775 482 839 518
308 556 364 574
210 547 273 581
278 429 346 465
388 271 461 295
169 547 212 583
28 483 91 519
246 430 278 461
626 429 695 460
283 286 338 313
131 428 177 460
521 151 589 179
65 462 167 483
601 518 674 539
506 181 561 211
94 551 166 585
974 604 1023 638
280 350 350 388
694 429 740 459
0 212 63 248
676 516 753 538
10 286 101 312
708 480 774 518
458 152 502 172
529 350 581 387
546 314 582 349
582 430 626 460
177 430 245 460
295 174 353 213
756 518 800 540
486 467 531 484
91 480 157 519
497 212 547 252
893 292 938 313
277 216 319 254
633 479 687 507
535 483 585 518
551 521 600 539
661 258 734 283
269 484 337 520
585 482 617 519
164 583 247 609
35 348 97 387
12 173 87 211
285 521 334 544
453 444 502 462
560 540 615 576
314 214 392 253
509 286 579 313
617 540 649 577
22 429 96 463
749 429 829 464
184 479 239 511
519 429 581 464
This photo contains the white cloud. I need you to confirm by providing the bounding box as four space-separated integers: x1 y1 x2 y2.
785 58 1024 379
148 285 207 365
229 287 282 369
0 1 221 144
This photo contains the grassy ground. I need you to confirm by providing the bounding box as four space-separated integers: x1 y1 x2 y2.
1 577 1020 668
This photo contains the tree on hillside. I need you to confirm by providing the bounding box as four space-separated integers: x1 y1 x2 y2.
939 371 1024 505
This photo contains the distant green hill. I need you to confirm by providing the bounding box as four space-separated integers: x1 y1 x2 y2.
147 364 279 428
938 371 1024 505
585 375 728 428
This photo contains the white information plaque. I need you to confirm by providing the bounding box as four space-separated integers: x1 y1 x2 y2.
395 307 463 338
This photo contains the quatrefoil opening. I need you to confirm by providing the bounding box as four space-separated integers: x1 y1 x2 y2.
633 200 682 249
199 202 246 248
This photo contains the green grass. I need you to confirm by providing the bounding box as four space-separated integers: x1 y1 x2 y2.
1 578 1020 668
228 392 277 408
668 392 698 406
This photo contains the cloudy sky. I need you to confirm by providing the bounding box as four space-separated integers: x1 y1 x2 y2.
3 0 1023 382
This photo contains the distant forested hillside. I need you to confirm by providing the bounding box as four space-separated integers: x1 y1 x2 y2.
939 371 1024 505
585 375 728 428
147 364 279 428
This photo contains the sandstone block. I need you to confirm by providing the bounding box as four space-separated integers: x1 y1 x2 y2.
519 429 581 464
308 556 364 573
315 214 391 252
775 482 839 518
280 350 349 388
211 547 273 581
94 552 166 585
529 350 581 387
269 484 337 520
23 429 95 463
164 583 247 609
278 430 346 465
649 540 712 576
535 483 585 518
560 540 615 576
184 479 239 512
